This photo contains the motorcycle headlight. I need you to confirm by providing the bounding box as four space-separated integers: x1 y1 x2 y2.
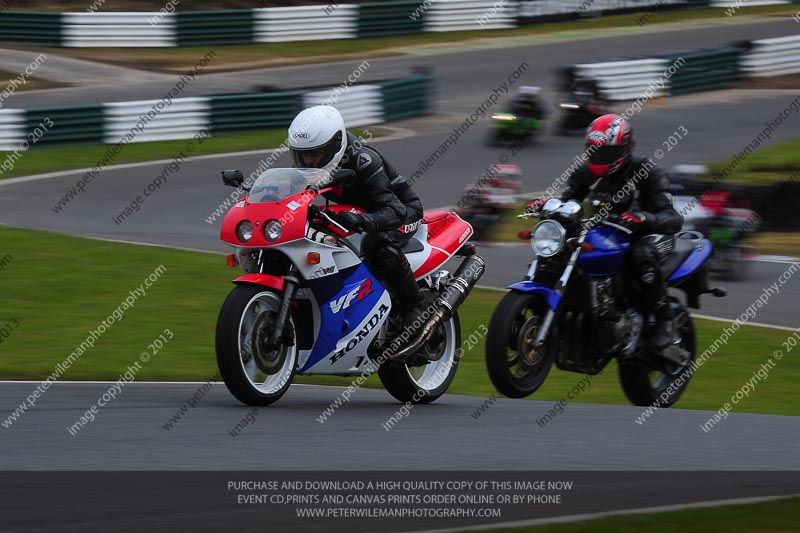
491 113 516 121
264 219 282 242
236 220 254 243
532 220 565 257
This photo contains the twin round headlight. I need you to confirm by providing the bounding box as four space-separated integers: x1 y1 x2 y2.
236 219 283 243
531 220 566 257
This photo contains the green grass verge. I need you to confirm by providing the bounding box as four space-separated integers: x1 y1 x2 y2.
709 136 800 186
0 226 797 415
19 5 797 73
0 128 375 180
0 70 66 92
467 496 800 533
749 232 800 257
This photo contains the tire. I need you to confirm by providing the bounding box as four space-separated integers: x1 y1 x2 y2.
618 298 696 407
485 291 553 398
216 285 297 406
378 311 461 404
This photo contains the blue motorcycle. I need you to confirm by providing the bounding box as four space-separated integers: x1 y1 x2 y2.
485 199 726 407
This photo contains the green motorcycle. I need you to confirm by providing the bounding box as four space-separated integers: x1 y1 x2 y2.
486 112 542 147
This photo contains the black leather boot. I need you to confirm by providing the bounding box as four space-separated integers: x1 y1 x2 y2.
646 297 675 351
392 267 427 336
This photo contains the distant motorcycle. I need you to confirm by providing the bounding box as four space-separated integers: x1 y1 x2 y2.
486 111 543 146
485 199 726 407
215 167 484 406
689 209 758 281
557 93 605 135
458 168 522 241
672 171 759 281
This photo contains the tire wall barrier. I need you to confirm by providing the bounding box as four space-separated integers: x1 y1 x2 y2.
0 1 695 47
571 34 800 101
0 73 435 150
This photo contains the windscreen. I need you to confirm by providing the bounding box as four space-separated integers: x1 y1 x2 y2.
247 168 330 203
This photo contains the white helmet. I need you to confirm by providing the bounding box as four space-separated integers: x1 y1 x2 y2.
288 105 347 173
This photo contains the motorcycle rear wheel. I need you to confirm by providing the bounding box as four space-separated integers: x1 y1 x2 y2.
378 311 461 405
618 298 696 407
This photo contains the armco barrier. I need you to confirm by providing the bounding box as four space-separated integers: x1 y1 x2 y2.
357 1 425 38
176 10 253 47
209 91 305 133
740 35 800 77
0 73 435 150
302 85 384 127
665 48 742 95
27 104 104 146
0 11 60 47
103 98 211 144
0 2 705 47
379 75 435 121
425 0 519 32
573 59 670 101
253 5 358 43
0 110 27 151
61 12 176 48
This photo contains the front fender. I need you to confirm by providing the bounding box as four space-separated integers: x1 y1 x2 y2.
507 281 560 310
233 273 285 292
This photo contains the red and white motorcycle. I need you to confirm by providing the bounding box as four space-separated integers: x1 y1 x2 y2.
215 167 485 406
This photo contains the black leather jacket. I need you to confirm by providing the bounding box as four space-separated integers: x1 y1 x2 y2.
560 157 683 235
325 133 423 231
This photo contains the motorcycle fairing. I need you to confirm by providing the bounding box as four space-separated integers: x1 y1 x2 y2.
506 281 561 310
300 264 390 373
233 273 285 291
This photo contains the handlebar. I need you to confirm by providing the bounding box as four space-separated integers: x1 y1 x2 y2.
519 210 634 235
312 206 353 234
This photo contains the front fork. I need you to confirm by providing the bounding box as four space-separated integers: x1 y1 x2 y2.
534 231 587 348
267 270 299 348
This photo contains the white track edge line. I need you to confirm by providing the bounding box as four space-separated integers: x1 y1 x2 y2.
409 493 800 533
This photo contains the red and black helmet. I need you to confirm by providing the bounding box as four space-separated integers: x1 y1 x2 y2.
585 114 634 178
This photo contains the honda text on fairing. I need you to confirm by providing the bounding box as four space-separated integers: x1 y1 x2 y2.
484 199 726 407
215 167 484 406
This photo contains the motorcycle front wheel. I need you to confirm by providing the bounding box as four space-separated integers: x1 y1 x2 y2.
216 285 297 406
485 291 553 398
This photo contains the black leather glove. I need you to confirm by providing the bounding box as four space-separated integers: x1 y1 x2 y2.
609 211 650 236
335 211 376 233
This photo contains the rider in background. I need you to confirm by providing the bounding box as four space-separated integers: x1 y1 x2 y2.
287 105 426 332
509 86 547 122
526 114 683 356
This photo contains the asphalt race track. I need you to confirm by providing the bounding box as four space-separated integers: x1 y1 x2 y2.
1 382 798 531
0 18 798 527
2 381 799 471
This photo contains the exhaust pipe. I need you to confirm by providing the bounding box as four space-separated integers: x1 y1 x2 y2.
383 255 486 362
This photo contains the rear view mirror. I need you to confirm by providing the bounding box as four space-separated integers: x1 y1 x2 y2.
221 169 244 188
330 169 356 187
